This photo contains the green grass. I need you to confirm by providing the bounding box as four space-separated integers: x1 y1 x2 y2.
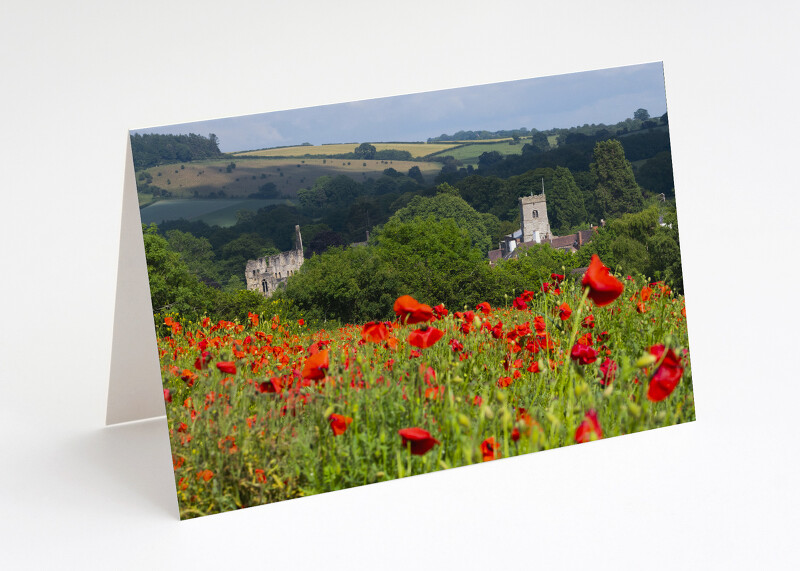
429 140 527 165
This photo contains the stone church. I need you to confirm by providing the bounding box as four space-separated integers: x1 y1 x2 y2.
488 193 595 265
245 225 304 297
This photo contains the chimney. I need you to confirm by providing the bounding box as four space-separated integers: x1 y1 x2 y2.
366 230 370 241
577 231 583 247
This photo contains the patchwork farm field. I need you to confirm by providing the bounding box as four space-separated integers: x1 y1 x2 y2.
159 258 693 519
140 198 296 227
142 157 443 198
234 142 459 158
429 140 529 165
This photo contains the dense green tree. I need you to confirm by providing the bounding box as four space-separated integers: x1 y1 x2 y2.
635 151 675 197
374 217 491 310
634 108 650 121
591 139 644 218
165 229 218 284
548 166 588 233
407 165 425 184
308 230 346 256
285 245 399 324
353 143 377 159
389 190 492 254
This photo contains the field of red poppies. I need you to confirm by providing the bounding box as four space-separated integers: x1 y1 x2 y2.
159 255 693 519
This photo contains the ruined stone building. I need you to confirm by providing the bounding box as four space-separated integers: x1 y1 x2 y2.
488 192 596 265
245 225 304 297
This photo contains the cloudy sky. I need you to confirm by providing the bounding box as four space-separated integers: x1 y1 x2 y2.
132 62 667 153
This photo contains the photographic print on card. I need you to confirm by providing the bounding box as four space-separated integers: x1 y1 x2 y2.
132 62 692 519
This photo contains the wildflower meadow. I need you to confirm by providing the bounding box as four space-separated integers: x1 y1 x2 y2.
159 255 693 519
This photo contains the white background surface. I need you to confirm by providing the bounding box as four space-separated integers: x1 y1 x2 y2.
1 1 798 569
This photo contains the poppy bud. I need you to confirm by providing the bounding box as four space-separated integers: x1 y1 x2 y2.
636 354 657 368
481 405 494 420
457 414 471 428
627 401 641 418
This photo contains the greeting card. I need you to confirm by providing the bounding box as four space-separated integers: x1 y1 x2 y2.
109 62 693 519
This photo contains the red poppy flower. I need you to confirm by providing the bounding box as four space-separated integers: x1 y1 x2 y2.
558 303 572 320
497 376 513 388
475 302 491 315
599 358 617 386
298 319 305 326
480 437 501 461
424 386 445 400
194 350 211 370
302 349 329 380
216 361 236 374
248 312 259 327
575 410 603 443
257 377 282 393
196 469 214 482
394 295 434 324
512 296 528 310
449 339 464 352
551 273 565 283
541 282 551 293
362 321 389 343
398 427 439 455
582 315 595 329
570 343 598 365
520 290 535 302
328 413 353 436
408 326 444 349
581 255 624 307
646 344 684 402
433 304 449 319
163 388 172 403
533 316 546 335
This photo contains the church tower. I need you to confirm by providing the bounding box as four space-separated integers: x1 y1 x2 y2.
519 193 551 243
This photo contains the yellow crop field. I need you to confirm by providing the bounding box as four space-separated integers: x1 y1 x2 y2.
234 142 459 158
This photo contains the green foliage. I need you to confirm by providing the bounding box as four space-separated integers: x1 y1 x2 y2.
575 205 684 292
144 224 271 324
285 245 399 324
375 217 491 310
491 243 578 300
389 192 492 254
547 166 587 233
635 151 675 197
591 139 644 218
353 143 377 159
130 132 222 170
407 165 424 184
165 229 218 284
634 108 650 121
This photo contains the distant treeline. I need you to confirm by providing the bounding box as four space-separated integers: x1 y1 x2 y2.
130 133 223 169
429 128 533 142
429 111 668 145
